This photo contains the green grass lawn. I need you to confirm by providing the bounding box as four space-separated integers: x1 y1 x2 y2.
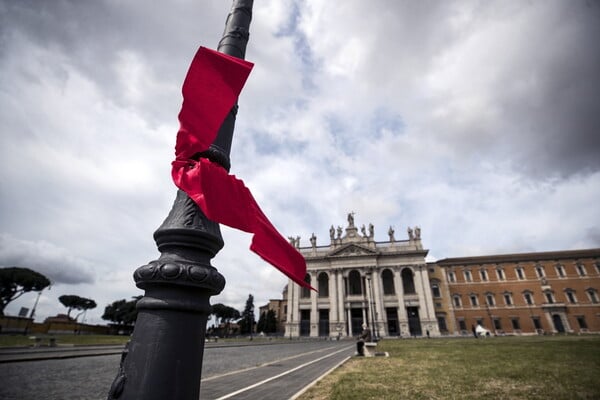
0 334 130 347
299 336 600 400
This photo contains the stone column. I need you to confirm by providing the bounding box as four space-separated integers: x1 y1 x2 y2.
395 267 408 336
421 266 437 325
414 266 428 318
371 268 384 338
329 269 338 337
347 307 353 336
337 270 346 336
285 277 296 337
310 271 318 337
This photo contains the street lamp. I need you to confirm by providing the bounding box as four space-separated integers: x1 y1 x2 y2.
106 2 254 399
365 270 377 341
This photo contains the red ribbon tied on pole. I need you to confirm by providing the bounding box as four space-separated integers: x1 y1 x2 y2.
171 46 312 290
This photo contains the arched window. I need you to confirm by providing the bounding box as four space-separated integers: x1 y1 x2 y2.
586 288 598 304
401 268 416 294
469 294 479 307
381 269 395 295
348 270 362 295
318 272 329 297
301 274 311 298
453 294 462 308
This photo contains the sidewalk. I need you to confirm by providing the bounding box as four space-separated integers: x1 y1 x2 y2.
0 344 125 363
0 339 333 363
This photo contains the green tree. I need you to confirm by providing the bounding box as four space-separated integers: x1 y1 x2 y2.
257 309 278 334
211 303 240 337
102 297 140 327
211 303 240 324
239 294 255 336
58 295 97 319
0 267 51 316
265 309 278 333
257 311 266 333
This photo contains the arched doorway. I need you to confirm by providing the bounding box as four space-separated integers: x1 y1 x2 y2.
552 314 565 333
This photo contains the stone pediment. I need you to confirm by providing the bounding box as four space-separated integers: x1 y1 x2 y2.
327 244 378 257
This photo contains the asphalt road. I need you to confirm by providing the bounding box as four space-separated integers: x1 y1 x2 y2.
0 340 354 400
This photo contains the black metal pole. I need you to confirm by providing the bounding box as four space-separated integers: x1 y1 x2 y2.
107 2 253 399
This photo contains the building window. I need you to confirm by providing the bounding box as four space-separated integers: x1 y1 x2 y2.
503 293 513 306
464 270 472 282
493 318 502 331
480 269 488 281
348 270 362 295
486 293 495 306
496 268 505 281
516 267 525 280
544 291 555 304
565 290 577 304
511 318 521 330
576 316 588 330
594 262 600 275
555 264 566 278
535 265 545 278
402 268 416 294
381 269 395 295
448 271 456 283
586 289 599 304
523 292 534 305
318 272 329 297
453 295 462 308
469 294 479 307
431 282 441 298
458 319 467 331
437 316 448 332
576 263 587 277
301 274 311 298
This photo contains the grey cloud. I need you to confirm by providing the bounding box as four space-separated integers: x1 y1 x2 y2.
0 234 95 284
0 0 225 125
297 0 600 179
585 227 600 248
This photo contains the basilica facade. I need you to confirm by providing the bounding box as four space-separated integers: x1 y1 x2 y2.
284 214 440 338
282 214 600 338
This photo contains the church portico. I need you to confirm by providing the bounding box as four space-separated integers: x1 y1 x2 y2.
285 213 437 338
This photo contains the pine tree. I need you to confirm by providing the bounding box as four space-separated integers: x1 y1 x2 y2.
239 294 255 336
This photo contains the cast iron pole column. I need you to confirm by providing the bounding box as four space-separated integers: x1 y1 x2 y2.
107 2 253 400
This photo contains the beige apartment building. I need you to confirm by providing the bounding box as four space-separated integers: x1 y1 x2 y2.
276 214 600 338
437 249 600 335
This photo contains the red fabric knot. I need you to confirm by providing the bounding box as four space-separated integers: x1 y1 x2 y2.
170 46 313 290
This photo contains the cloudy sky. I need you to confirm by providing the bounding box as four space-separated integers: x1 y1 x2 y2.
1 0 599 324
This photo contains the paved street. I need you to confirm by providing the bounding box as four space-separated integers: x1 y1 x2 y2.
200 342 353 399
0 340 354 399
